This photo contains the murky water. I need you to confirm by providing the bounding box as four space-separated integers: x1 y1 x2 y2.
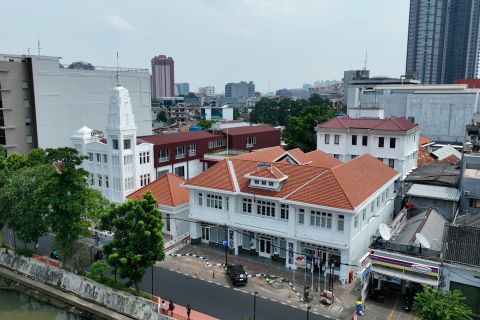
0 290 86 320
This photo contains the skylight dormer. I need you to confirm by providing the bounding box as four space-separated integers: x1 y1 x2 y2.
245 163 288 191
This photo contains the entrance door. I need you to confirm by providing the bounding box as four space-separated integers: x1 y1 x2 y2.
259 238 272 257
201 226 210 243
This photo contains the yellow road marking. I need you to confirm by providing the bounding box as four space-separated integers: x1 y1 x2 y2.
387 298 399 320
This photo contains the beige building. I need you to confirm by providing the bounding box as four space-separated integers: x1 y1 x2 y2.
0 54 36 154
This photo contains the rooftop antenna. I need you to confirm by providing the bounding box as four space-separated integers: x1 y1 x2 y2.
363 50 368 70
37 39 41 56
27 48 31 55
116 52 120 86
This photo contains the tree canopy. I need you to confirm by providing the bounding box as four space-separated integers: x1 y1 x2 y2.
156 110 167 123
413 285 472 320
100 192 165 289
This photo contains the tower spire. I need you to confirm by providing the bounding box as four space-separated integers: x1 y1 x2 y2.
116 52 120 86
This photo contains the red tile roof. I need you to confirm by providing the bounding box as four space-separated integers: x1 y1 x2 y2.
419 135 434 146
222 124 280 135
185 153 399 210
127 173 188 207
248 166 286 180
318 116 418 132
138 130 220 145
233 146 286 162
304 150 343 168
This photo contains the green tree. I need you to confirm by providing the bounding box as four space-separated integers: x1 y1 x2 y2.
282 104 335 151
198 119 214 130
89 260 110 281
233 107 241 120
100 192 165 290
156 110 167 122
0 164 53 247
413 285 472 320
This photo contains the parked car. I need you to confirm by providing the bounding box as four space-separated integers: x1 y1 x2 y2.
226 264 248 286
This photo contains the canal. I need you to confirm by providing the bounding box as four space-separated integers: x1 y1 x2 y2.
0 289 86 320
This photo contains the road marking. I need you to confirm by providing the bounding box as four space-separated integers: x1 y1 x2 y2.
387 297 399 320
270 299 277 302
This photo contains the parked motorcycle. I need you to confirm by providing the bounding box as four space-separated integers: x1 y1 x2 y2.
404 295 412 312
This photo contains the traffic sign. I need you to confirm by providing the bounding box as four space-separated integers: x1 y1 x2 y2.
222 240 228 248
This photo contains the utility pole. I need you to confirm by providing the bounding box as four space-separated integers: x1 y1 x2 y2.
224 224 228 266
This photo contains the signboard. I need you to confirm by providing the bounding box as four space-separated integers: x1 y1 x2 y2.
222 240 228 248
411 264 433 274
369 254 439 278
295 254 306 268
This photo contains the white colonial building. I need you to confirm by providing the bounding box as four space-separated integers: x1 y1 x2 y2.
316 116 420 180
184 148 399 284
71 86 155 203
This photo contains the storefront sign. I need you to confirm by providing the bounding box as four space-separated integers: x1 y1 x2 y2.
411 264 432 274
369 254 439 278
295 254 306 268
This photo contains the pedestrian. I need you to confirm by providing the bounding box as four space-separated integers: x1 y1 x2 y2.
187 304 191 319
168 299 175 316
161 300 166 314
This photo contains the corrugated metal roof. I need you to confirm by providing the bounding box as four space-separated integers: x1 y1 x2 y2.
407 184 460 201
443 224 480 267
432 145 462 161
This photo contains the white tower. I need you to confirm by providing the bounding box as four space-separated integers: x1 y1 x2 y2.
105 85 138 202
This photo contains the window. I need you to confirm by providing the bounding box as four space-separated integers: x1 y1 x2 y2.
96 153 101 162
25 117 31 126
333 154 340 159
176 146 186 159
23 99 30 108
226 197 229 210
280 204 289 220
351 154 357 160
334 135 340 145
198 193 203 206
123 139 131 149
206 194 222 209
26 135 32 144
378 137 384 148
388 158 395 168
189 144 196 156
268 181 274 186
103 154 108 163
88 152 94 161
146 152 150 163
90 174 94 185
246 136 256 148
408 116 415 123
112 139 119 150
354 216 358 228
112 155 120 165
174 166 185 178
257 200 275 217
324 134 330 144
311 211 332 228
362 136 368 146
371 202 375 213
470 199 480 208
105 175 109 188
208 140 225 148
378 157 383 162
362 209 366 221
298 209 305 224
98 174 103 187
376 197 380 208
166 214 171 232
140 174 151 186
242 198 252 213
21 81 28 89
159 149 169 162
310 211 321 227
124 155 133 165
390 138 396 148
351 135 357 145
338 215 344 231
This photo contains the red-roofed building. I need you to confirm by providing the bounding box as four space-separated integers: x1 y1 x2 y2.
316 116 420 180
184 153 399 283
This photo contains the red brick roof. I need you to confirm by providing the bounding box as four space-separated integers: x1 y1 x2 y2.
222 124 280 135
419 135 434 146
248 166 286 180
127 173 188 207
318 116 418 132
304 150 343 168
185 153 399 210
233 146 286 162
138 130 220 145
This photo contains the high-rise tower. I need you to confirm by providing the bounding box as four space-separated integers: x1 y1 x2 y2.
151 55 175 99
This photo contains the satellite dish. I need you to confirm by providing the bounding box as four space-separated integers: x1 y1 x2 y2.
379 223 392 241
415 233 431 249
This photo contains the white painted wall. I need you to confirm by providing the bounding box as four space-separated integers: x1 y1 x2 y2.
30 55 152 148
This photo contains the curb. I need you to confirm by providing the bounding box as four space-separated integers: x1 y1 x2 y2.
169 253 304 302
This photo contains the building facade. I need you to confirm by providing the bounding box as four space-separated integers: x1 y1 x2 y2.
185 154 399 283
72 86 155 203
406 0 480 84
175 83 190 96
198 86 215 97
225 81 255 99
151 55 175 99
316 116 420 180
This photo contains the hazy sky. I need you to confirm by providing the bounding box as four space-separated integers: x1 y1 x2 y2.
2 0 410 93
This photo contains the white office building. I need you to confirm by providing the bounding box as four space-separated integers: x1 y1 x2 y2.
316 116 420 180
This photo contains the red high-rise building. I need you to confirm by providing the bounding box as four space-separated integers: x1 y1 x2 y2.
151 55 175 99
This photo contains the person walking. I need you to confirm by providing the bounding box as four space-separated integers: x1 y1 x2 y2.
168 300 175 316
160 300 166 314
186 304 192 319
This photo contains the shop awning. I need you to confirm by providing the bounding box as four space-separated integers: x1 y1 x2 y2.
371 265 438 286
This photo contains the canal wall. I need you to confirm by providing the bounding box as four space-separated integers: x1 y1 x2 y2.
0 249 172 320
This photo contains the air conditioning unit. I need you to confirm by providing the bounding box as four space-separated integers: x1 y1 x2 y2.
464 191 471 196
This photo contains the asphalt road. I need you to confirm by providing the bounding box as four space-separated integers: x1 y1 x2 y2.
140 266 330 320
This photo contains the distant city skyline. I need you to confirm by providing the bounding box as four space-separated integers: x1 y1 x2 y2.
1 0 410 93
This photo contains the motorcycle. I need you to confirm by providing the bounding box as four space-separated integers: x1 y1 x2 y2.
404 295 411 312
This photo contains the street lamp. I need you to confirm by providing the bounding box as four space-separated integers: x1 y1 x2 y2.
306 305 311 320
253 291 258 320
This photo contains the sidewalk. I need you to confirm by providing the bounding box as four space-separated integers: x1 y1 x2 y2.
156 297 219 320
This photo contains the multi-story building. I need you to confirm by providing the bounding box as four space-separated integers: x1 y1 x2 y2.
72 85 155 203
342 69 370 105
316 116 420 180
275 88 310 100
223 125 281 152
175 83 190 96
0 54 152 153
406 0 480 84
225 81 255 99
184 152 399 283
151 54 175 99
198 86 215 97
346 81 480 143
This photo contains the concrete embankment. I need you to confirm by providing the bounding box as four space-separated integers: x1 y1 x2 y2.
0 249 172 320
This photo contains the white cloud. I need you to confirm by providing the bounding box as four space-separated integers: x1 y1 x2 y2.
104 14 134 32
